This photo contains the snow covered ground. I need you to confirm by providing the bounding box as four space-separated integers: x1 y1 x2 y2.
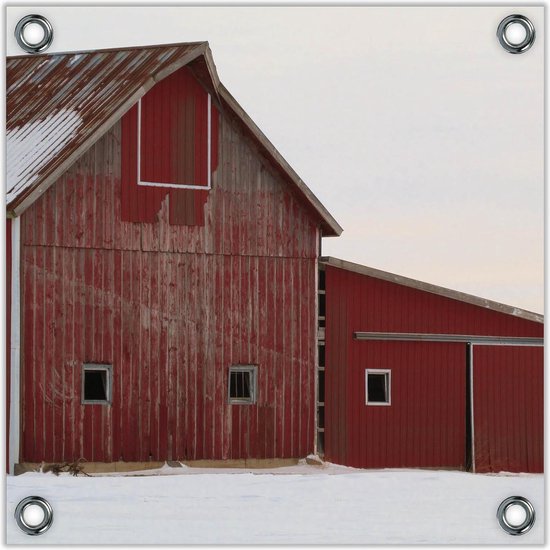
6 462 543 544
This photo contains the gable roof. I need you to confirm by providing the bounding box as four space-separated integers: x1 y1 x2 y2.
6 42 342 237
320 256 543 324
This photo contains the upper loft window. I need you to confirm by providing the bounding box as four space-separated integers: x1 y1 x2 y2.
137 67 212 190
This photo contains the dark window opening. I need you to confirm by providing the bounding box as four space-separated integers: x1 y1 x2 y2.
318 293 326 318
318 406 325 428
318 345 325 367
318 370 325 403
319 269 326 291
230 371 251 399
228 366 257 404
82 365 111 404
366 371 390 405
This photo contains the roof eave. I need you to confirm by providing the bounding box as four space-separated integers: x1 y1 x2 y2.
320 256 544 324
217 84 343 237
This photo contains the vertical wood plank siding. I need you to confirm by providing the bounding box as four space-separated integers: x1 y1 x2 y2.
324 265 543 471
20 108 318 462
473 346 543 473
140 67 210 187
120 67 220 227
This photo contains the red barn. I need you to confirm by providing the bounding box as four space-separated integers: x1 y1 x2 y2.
319 258 543 473
6 42 342 472
6 43 543 475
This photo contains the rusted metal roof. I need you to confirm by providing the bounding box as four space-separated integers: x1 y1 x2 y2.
320 256 544 323
6 42 342 236
7 43 206 214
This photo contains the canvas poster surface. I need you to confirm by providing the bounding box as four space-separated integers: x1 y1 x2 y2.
5 6 544 544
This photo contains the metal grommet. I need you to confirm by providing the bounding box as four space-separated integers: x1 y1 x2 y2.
497 15 535 54
14 14 54 54
14 496 54 536
497 496 535 536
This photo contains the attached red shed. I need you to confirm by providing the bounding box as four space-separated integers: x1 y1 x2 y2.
320 257 543 473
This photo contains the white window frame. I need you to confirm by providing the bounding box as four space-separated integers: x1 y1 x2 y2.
365 369 391 406
82 364 112 405
137 93 212 190
228 365 258 405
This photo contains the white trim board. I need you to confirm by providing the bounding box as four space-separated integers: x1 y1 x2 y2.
9 217 21 475
354 332 543 346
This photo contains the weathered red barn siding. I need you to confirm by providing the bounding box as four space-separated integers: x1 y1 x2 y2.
324 264 543 471
6 218 12 471
139 67 213 188
473 346 543 473
22 120 317 257
19 96 319 462
120 67 220 226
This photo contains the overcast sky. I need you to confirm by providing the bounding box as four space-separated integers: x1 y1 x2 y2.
6 6 544 313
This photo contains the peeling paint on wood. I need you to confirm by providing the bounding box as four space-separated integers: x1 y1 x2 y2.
20 101 318 463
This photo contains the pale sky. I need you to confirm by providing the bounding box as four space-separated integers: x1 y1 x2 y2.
6 5 544 313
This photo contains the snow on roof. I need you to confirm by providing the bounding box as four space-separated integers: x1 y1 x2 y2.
7 108 82 204
6 43 342 236
6 43 205 215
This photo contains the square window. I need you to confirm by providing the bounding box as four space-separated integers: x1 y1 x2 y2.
228 366 257 404
366 369 391 406
82 364 112 404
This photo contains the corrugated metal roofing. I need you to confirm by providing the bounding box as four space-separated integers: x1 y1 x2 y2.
320 256 544 323
7 43 204 212
6 42 342 236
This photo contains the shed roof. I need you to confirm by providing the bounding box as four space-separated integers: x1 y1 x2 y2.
6 42 342 236
320 256 543 323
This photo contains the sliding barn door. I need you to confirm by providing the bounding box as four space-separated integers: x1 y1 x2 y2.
472 345 543 473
